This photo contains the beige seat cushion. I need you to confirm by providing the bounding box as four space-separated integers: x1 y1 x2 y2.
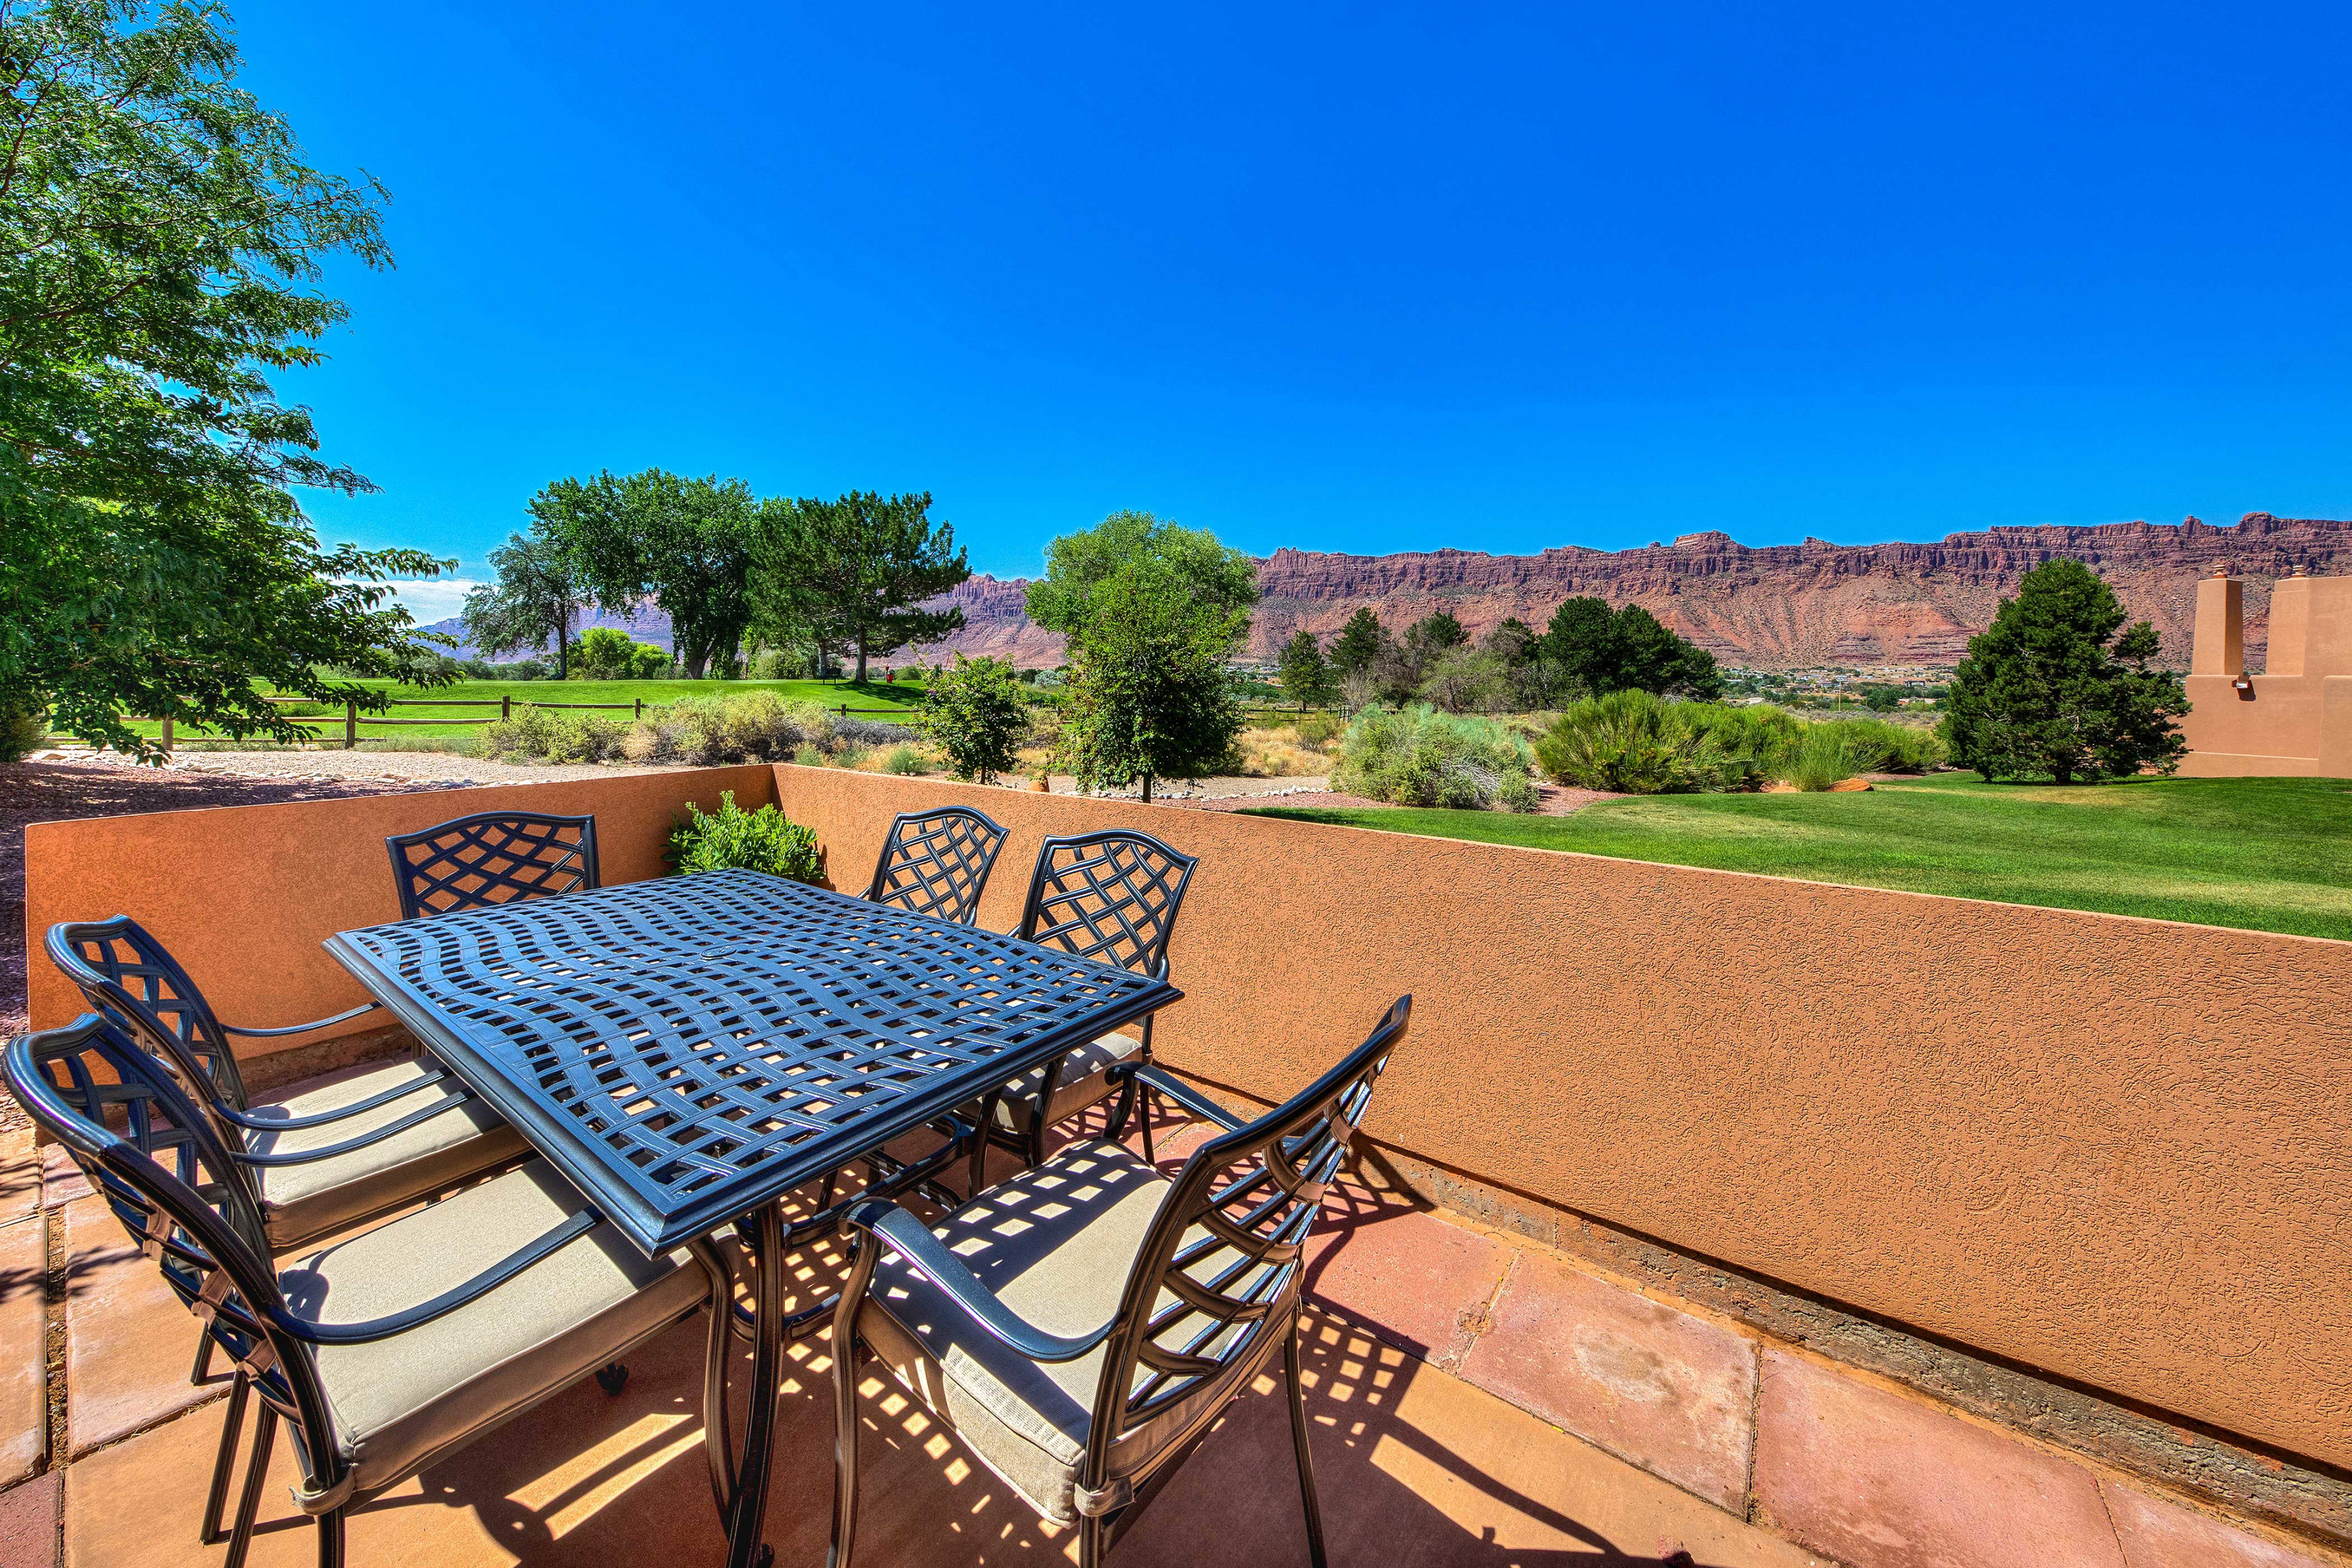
246 1060 528 1250
862 1134 1291 1525
283 1159 709 1499
987 1033 1144 1134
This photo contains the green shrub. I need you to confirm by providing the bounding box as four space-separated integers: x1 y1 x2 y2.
482 706 626 763
1294 712 1345 748
916 654 1027 783
666 791 824 881
791 743 823 767
1534 689 1722 793
883 744 930 776
1677 703 1801 789
1773 717 1945 788
1334 704 1534 809
0 704 48 763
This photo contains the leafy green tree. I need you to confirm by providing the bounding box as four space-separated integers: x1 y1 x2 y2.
534 470 757 678
750 491 967 683
1025 510 1258 641
1058 568 1243 802
571 627 668 679
1276 630 1336 710
0 0 452 756
1542 598 1721 699
462 529 582 676
1419 647 1509 713
1327 608 1389 682
917 653 1028 783
1940 559 2186 784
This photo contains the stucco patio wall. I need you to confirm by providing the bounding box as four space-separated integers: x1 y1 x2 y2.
16 760 2348 1481
768 765 2352 1478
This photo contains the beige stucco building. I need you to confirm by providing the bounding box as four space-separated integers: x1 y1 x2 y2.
2178 567 2352 776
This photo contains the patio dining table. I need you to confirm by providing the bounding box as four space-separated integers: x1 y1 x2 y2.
323 866 1182 1568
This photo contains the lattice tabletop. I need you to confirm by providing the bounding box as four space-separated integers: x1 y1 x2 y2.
325 869 1180 1252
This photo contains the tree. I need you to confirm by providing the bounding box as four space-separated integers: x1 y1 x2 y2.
1542 598 1721 700
533 470 758 678
1403 611 1467 665
1328 608 1389 682
571 627 668 679
1276 630 1335 710
1481 617 1553 709
1058 567 1243 802
1025 510 1258 641
462 529 582 677
0 0 453 756
1940 559 2186 784
917 654 1028 783
749 490 967 682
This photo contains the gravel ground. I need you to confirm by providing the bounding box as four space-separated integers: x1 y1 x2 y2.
21 744 690 786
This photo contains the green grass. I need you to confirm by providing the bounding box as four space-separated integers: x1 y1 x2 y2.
1244 773 2352 940
107 678 929 746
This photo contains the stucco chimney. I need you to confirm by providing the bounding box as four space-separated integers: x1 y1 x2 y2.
2192 573 2242 676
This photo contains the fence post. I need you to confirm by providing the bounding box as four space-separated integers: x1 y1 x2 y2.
635 698 643 720
345 700 356 750
501 694 511 721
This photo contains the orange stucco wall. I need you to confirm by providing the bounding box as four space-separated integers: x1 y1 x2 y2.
2180 571 2352 775
21 766 777 1056
17 760 2349 1472
773 766 2352 1474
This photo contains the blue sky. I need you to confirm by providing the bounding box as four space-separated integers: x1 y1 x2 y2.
232 2 2352 620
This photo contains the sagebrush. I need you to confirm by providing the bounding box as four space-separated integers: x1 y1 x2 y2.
1333 705 1536 810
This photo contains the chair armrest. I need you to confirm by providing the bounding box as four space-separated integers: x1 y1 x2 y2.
1105 1063 1248 1133
268 1207 601 1344
843 1199 1117 1364
220 1001 382 1039
214 1066 454 1133
232 1090 475 1166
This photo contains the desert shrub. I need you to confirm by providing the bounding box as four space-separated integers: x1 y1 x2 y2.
1534 689 1721 794
666 791 823 881
835 742 873 771
916 654 1027 782
834 717 914 747
1236 726 1327 778
1780 723 1875 791
1335 705 1534 809
1 704 48 763
1494 772 1540 812
1677 703 1802 790
883 744 930 775
1294 712 1344 749
482 706 627 763
791 744 823 767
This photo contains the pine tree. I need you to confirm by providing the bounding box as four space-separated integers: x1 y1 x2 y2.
1941 559 2187 783
1276 630 1335 710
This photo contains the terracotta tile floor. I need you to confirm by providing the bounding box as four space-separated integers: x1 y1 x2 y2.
2 1096 1834 1568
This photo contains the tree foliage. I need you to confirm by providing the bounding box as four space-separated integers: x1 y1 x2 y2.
1327 608 1387 680
1940 559 2186 784
0 0 451 756
750 490 967 682
1542 598 1721 700
916 653 1027 783
1025 510 1257 641
1276 629 1335 710
571 626 668 679
461 528 581 676
533 469 756 678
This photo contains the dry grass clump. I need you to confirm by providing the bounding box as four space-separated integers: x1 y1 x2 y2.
493 692 917 766
1236 724 1336 778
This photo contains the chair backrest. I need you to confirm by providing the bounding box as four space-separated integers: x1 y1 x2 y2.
864 807 1009 926
1014 831 1198 980
5 1016 341 1485
45 916 254 1110
1084 995 1410 1491
385 810 600 921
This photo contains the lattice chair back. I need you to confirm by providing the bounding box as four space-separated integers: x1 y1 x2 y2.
47 916 254 1110
864 807 1010 926
1082 995 1410 1498
385 810 600 921
6 1016 341 1488
1015 831 1198 980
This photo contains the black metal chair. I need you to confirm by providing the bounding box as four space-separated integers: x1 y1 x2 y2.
384 810 600 921
981 830 1199 1168
863 806 1009 926
5 1014 725 1568
831 995 1411 1568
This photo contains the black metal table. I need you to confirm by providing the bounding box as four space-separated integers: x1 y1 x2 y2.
323 868 1180 1568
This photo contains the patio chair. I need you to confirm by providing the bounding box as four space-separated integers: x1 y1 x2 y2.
829 995 1412 1568
6 1014 725 1568
384 809 600 921
863 805 1010 925
980 830 1199 1168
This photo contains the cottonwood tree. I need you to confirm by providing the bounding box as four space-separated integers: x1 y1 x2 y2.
534 469 758 677
0 0 451 756
751 491 968 683
1025 509 1257 640
1276 630 1335 710
1941 559 2185 783
461 529 582 677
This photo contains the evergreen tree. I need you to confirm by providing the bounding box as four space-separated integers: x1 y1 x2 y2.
1328 608 1389 680
1542 597 1721 699
1940 559 2186 783
1276 630 1336 710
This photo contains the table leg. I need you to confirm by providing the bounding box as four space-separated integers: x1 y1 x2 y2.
726 1203 786 1568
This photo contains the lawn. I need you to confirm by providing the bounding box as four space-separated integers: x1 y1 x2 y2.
116 677 929 746
1245 772 2352 940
